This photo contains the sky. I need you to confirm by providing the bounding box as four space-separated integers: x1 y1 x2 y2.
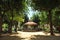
26 0 35 20
27 7 35 19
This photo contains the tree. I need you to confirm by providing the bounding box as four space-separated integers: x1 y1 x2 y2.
52 10 60 32
31 13 40 25
0 0 3 33
21 13 29 26
39 11 48 25
31 13 41 30
0 0 26 33
32 0 60 35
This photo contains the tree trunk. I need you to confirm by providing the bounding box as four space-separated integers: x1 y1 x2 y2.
49 10 54 35
8 10 13 33
0 9 2 33
15 25 17 32
15 21 18 32
8 21 12 33
0 16 2 33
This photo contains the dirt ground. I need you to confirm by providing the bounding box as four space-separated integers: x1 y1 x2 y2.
0 31 60 40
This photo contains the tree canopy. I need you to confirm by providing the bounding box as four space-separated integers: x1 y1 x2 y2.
32 0 60 10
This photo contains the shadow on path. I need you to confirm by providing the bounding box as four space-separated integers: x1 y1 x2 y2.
0 36 25 40
31 35 60 40
0 31 60 40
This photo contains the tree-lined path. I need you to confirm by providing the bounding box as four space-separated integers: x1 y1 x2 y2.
0 0 60 40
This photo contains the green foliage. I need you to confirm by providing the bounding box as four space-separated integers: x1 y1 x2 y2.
2 23 8 32
0 0 26 22
52 10 60 26
32 0 60 10
13 16 24 22
31 12 41 25
40 11 48 25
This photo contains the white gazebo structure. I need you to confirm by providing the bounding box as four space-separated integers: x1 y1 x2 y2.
24 21 37 26
24 21 38 31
